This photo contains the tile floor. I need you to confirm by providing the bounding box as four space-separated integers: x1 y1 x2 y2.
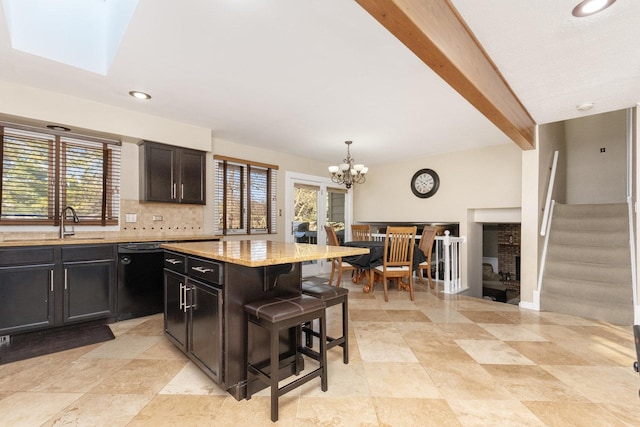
1 275 639 426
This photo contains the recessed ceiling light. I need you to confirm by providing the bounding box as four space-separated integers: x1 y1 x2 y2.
576 102 595 111
46 124 71 132
129 90 151 100
572 0 616 17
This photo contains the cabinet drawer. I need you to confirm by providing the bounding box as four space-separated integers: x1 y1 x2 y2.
188 256 223 285
62 244 116 262
0 246 55 267
164 251 187 273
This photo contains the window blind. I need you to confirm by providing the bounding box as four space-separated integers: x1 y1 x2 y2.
1 129 54 221
0 125 121 225
214 156 277 235
61 137 121 225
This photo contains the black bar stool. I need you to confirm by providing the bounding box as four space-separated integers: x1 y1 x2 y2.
301 281 349 364
245 295 328 422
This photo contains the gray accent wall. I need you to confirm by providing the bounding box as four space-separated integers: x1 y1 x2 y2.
564 109 627 204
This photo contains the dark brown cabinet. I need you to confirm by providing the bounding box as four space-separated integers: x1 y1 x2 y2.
0 244 116 335
62 245 116 324
188 278 222 382
164 251 222 384
0 247 56 334
164 269 188 351
139 140 206 204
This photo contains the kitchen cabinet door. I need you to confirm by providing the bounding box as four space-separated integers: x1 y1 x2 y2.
63 259 116 323
141 142 176 203
188 278 222 383
164 270 188 351
0 264 55 334
180 149 206 204
139 141 206 204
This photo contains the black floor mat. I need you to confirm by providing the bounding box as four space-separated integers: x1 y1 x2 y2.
0 323 115 365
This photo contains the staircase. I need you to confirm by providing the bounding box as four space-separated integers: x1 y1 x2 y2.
540 203 634 325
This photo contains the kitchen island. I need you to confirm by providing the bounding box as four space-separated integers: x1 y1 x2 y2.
160 240 368 400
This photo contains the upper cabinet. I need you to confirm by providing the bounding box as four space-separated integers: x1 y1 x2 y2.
139 141 206 204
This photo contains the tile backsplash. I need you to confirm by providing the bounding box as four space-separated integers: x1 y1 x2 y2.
0 199 206 242
119 199 205 237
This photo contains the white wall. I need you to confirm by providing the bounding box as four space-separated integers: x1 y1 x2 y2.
355 143 522 223
0 81 211 151
521 140 541 307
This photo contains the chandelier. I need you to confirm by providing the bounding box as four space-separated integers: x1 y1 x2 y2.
328 140 368 189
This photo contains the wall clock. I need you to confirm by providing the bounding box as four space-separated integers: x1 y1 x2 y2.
410 168 439 198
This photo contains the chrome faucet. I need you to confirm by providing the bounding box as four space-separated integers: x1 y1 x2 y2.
60 206 80 238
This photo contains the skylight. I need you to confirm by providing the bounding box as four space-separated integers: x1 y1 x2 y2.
2 0 138 75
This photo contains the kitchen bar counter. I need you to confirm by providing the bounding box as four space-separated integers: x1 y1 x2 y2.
0 234 221 248
162 240 369 400
161 240 369 267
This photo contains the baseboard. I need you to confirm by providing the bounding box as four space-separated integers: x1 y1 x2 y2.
519 291 540 311
518 301 538 311
443 286 469 295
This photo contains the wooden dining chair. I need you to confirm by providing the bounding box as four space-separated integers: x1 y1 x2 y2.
373 226 417 301
324 225 357 287
351 224 372 241
417 226 437 289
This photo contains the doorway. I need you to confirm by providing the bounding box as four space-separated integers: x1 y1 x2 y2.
285 171 352 277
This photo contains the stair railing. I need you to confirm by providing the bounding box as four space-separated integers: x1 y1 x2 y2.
534 200 556 309
534 151 559 310
434 231 467 294
540 150 559 236
373 231 467 293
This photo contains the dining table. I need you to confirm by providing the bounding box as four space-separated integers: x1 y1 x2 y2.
343 240 426 293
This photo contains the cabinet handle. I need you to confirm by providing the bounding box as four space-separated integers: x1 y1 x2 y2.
192 266 213 273
166 258 183 265
179 282 185 310
50 270 54 292
181 183 184 199
172 182 177 199
184 285 192 310
64 268 68 290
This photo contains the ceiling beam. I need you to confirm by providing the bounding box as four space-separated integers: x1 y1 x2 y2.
355 0 536 150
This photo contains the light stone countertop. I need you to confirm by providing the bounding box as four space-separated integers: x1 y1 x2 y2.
161 240 369 267
0 234 221 248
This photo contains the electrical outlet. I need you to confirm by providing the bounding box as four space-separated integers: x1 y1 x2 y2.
0 335 9 345
152 215 163 221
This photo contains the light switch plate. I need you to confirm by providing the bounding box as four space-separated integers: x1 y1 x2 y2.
125 213 137 223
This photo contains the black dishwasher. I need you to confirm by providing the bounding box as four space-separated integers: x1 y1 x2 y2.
117 242 165 321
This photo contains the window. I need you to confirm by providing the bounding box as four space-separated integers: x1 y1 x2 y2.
0 124 121 225
214 155 277 235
